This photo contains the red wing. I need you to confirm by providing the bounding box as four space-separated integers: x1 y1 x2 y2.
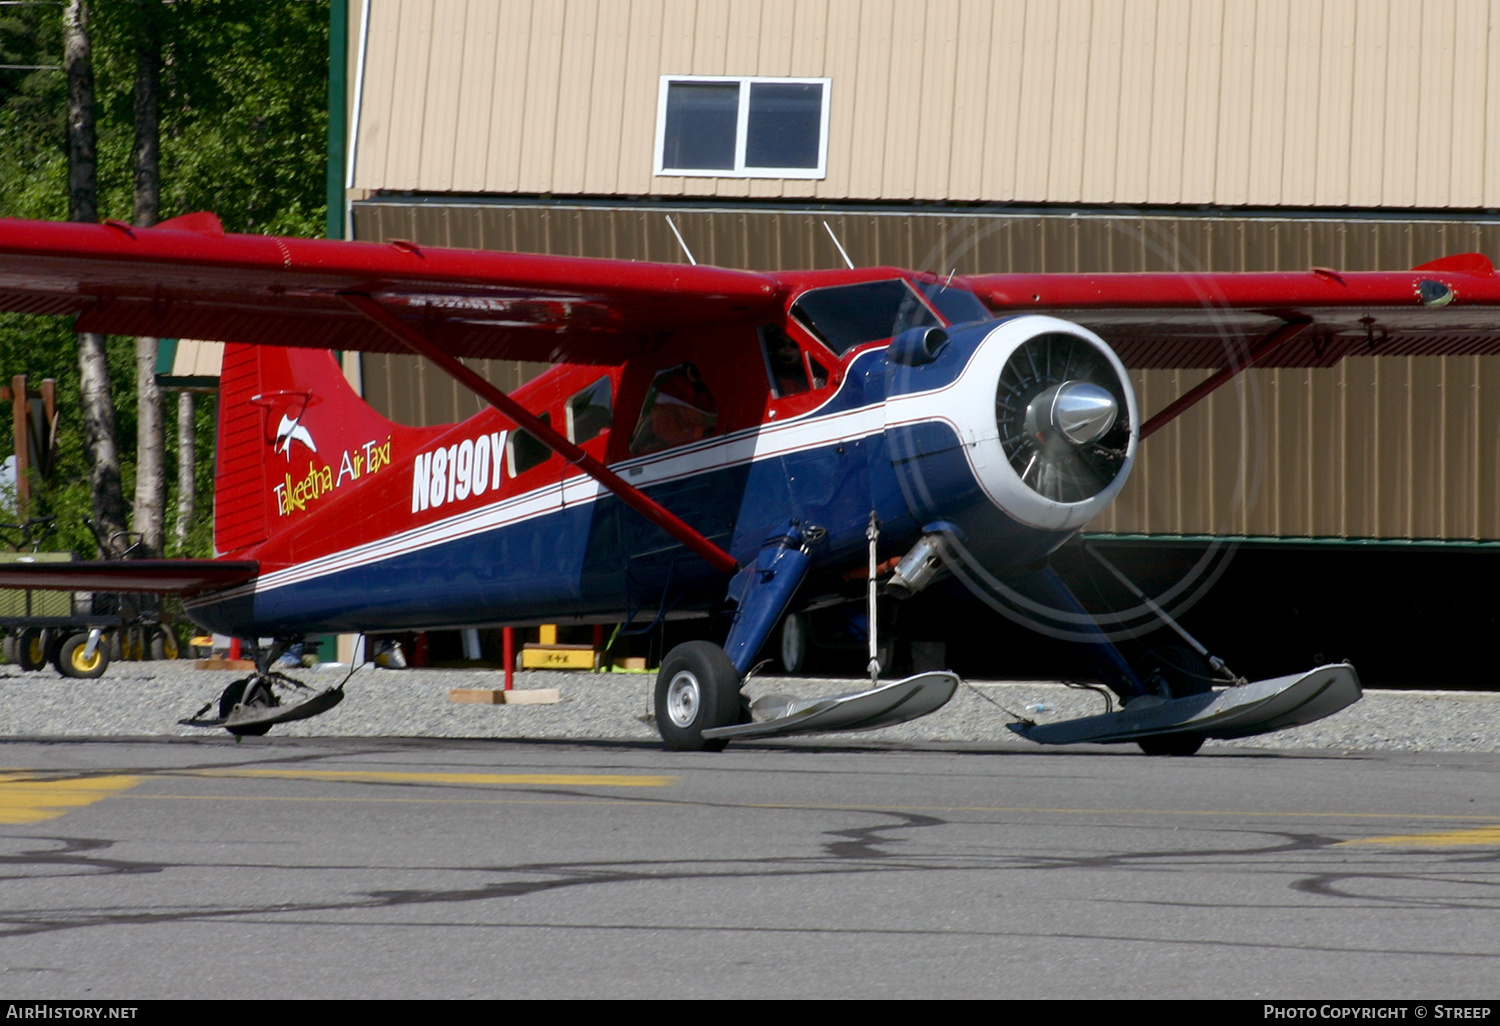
0 215 782 363
961 258 1500 368
0 560 258 595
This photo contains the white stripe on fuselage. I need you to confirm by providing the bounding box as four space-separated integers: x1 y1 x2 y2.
189 354 980 610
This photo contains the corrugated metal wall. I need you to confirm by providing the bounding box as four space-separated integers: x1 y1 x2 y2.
353 200 1500 542
350 0 1500 207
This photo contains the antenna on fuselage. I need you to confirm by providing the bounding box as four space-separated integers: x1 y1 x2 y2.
665 215 697 266
823 220 855 270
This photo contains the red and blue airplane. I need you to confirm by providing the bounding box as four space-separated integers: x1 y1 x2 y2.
2 212 1494 751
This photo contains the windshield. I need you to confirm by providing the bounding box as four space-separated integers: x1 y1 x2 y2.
917 281 992 326
790 280 941 354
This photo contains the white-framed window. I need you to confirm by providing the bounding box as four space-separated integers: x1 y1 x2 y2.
655 76 830 179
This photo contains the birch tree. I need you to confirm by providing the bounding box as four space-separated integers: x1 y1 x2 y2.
64 0 129 559
131 0 163 557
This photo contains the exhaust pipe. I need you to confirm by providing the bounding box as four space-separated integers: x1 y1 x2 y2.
886 534 946 599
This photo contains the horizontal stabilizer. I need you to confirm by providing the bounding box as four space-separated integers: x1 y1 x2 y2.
1010 663 1361 746
702 671 960 741
0 559 258 595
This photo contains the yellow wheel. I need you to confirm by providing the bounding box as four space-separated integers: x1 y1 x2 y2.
18 628 47 672
57 633 108 679
151 628 180 660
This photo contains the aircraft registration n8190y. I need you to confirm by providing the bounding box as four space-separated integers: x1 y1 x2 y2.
2 213 1495 752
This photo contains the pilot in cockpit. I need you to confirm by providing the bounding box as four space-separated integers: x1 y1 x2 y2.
628 361 718 455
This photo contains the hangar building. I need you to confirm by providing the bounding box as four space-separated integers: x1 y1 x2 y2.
327 0 1500 683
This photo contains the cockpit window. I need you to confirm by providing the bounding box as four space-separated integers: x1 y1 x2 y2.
628 362 718 455
917 281 992 326
508 412 552 477
789 280 941 354
760 324 812 397
566 376 613 444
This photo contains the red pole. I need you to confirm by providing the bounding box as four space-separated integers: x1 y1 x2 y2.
228 637 241 660
503 626 514 691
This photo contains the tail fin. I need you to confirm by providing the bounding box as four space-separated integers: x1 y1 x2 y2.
214 345 410 555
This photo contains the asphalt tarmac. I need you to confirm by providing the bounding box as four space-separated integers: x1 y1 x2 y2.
1 735 1497 999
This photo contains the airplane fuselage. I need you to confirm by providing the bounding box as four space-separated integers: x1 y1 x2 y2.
187 275 1138 644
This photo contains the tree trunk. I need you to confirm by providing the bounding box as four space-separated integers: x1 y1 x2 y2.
132 2 164 557
65 0 129 559
175 391 195 549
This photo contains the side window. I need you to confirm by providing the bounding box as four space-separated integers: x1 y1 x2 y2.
507 413 552 477
809 356 829 390
628 362 718 456
566 376 613 444
760 325 811 398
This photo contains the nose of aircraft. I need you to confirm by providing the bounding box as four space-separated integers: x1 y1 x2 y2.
1026 380 1119 447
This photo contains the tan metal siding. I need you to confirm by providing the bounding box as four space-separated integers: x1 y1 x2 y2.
385 0 434 191
448 1 498 194
352 0 1500 207
483 1 535 193
351 200 1500 542
1113 0 1155 203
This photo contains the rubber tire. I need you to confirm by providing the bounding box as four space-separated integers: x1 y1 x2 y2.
1138 733 1206 757
17 628 47 672
150 628 180 661
1142 645 1214 699
778 612 809 674
56 633 109 679
219 679 278 737
654 641 742 752
1136 646 1211 756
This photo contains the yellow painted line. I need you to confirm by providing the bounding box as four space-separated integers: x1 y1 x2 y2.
1338 825 1500 847
125 794 651 806
743 803 1500 821
0 771 144 824
183 769 677 788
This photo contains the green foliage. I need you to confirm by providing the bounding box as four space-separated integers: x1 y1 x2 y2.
0 2 329 555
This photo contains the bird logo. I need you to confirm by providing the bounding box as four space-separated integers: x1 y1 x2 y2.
274 411 317 460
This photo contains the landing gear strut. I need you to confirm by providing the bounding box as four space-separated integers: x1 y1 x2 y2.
179 638 346 737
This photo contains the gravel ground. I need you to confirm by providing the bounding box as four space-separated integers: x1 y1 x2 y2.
2 659 1499 752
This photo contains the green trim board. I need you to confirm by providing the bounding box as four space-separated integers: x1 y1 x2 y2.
154 337 177 375
327 0 347 241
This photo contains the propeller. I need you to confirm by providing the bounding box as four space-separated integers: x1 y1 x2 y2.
995 333 1130 503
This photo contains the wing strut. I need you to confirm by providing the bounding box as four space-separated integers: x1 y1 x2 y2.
340 292 739 576
1139 319 1311 439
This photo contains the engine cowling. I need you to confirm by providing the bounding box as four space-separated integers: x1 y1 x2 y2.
884 314 1138 534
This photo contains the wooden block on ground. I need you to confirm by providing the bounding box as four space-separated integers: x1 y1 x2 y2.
503 688 561 705
612 656 648 671
450 688 504 704
195 658 256 671
449 688 562 705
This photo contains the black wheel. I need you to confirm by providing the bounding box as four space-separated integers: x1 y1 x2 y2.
1141 645 1214 699
17 628 47 672
1136 646 1212 756
1138 733 1206 757
778 612 808 674
654 641 742 752
56 633 109 679
219 678 278 737
150 627 180 661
